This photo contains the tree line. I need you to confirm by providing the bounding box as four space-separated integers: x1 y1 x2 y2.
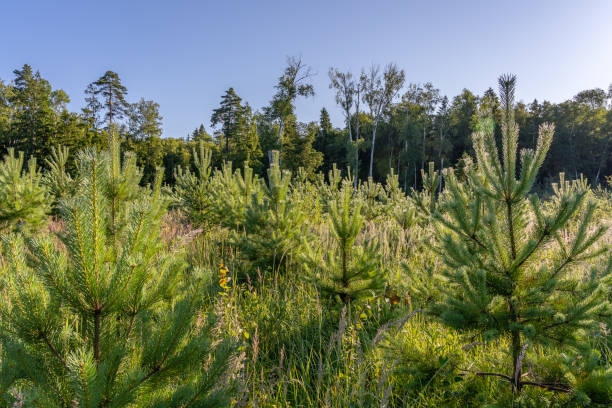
1 58 610 188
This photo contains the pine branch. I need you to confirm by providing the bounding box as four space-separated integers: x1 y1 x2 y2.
459 369 571 393
41 332 69 371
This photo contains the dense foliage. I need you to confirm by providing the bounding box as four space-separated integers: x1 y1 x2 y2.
1 60 610 189
0 65 611 407
0 135 236 407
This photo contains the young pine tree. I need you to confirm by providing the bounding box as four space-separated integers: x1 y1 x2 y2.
410 161 440 220
303 183 385 304
432 75 611 396
235 150 305 276
384 169 416 230
208 161 262 230
0 148 48 231
0 140 234 407
171 141 213 227
43 145 76 213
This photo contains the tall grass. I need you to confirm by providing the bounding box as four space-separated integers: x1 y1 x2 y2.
159 186 612 407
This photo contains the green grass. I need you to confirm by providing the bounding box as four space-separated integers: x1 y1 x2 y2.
174 188 611 407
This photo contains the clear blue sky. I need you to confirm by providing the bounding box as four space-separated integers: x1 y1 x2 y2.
2 0 611 138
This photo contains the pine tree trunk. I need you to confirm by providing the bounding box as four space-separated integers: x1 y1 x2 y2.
506 197 521 392
511 303 522 392
341 236 349 304
109 87 113 129
94 309 101 366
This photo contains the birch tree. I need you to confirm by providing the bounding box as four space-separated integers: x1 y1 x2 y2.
328 68 359 184
362 63 405 179
267 56 315 153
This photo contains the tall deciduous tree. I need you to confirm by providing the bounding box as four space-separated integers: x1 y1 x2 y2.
362 63 405 179
329 68 360 185
403 82 441 171
127 98 163 140
267 56 315 151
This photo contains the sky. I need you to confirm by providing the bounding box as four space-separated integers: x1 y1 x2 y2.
2 0 612 138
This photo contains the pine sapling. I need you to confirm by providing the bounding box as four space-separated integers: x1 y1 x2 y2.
432 75 612 395
43 145 75 212
410 161 440 219
303 183 385 304
236 150 306 276
209 160 262 230
0 148 48 231
0 142 235 407
172 140 213 227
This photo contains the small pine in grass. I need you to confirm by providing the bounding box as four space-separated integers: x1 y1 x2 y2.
208 160 262 230
171 140 213 227
431 74 612 396
410 161 440 220
0 148 48 231
385 169 416 230
0 139 235 407
235 150 306 276
303 183 385 305
314 163 344 213
43 145 76 213
356 176 385 220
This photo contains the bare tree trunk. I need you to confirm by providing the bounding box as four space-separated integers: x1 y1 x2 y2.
439 158 444 194
347 114 358 187
368 118 379 178
354 92 361 186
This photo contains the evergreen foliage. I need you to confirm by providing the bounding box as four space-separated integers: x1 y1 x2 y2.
171 141 213 227
0 138 234 407
280 119 323 179
209 161 262 230
85 71 129 128
1 58 612 407
2 62 610 189
211 87 244 160
105 131 143 240
235 151 306 275
43 145 75 212
303 183 385 304
432 75 612 397
411 161 441 219
356 176 386 220
385 169 416 229
0 148 48 231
